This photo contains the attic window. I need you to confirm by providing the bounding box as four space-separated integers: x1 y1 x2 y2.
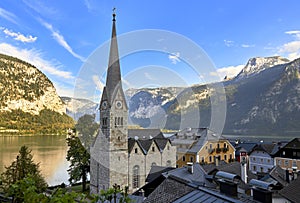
135 148 138 153
152 146 155 152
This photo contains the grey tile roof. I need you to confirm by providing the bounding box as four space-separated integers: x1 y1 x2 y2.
128 129 171 154
172 187 243 203
279 177 300 203
162 163 216 188
146 166 175 183
128 129 162 139
143 177 195 203
269 166 289 187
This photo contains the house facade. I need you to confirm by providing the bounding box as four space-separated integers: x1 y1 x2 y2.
171 128 235 168
248 143 277 174
274 138 300 173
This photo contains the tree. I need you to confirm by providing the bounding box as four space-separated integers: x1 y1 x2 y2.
0 146 47 202
75 114 99 147
66 136 90 192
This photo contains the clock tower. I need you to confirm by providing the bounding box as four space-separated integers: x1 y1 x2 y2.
90 11 129 193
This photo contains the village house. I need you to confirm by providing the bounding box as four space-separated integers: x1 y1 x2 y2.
273 138 300 175
171 128 235 168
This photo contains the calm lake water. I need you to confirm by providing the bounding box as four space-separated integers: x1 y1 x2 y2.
0 135 69 186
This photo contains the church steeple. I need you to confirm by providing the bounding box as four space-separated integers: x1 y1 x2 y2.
105 9 122 105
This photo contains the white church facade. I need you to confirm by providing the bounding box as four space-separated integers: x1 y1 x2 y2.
90 12 176 194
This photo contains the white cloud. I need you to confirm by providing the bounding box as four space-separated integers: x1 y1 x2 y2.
39 19 85 62
241 44 255 48
224 40 234 47
210 65 244 80
0 43 74 79
278 30 300 60
3 28 37 43
0 8 18 24
168 52 180 64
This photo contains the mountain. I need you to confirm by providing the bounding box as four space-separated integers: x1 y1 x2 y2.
125 56 300 136
61 97 98 121
0 54 74 134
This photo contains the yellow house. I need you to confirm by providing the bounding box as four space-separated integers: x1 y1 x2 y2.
172 128 235 168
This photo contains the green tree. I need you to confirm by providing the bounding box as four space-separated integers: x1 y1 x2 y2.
66 136 90 192
0 146 47 202
75 114 99 147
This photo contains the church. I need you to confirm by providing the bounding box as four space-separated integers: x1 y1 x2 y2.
90 12 176 194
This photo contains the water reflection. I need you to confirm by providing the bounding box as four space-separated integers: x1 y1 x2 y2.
0 135 69 186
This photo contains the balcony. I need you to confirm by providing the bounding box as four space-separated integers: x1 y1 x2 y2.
216 148 221 153
222 147 229 153
208 148 215 154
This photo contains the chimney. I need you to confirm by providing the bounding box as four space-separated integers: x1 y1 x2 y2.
215 171 240 197
187 162 193 174
285 169 290 183
249 179 273 203
241 162 248 184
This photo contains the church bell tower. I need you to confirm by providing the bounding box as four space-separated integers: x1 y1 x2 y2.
90 10 129 194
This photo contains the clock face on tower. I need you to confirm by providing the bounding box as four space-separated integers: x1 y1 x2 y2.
116 100 122 109
102 101 107 109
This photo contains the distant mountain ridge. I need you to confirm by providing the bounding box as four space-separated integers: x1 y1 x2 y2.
125 56 300 136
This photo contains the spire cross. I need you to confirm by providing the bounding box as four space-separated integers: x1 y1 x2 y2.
112 7 116 21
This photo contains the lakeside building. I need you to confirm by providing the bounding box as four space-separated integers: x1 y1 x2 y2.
171 128 235 168
90 12 176 194
273 138 300 175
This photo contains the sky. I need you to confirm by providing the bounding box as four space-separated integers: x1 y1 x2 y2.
0 0 300 99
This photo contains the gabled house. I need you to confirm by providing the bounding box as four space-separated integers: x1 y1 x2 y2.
171 128 235 167
128 129 177 191
273 138 300 174
248 143 278 174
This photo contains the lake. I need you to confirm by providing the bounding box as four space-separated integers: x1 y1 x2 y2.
0 135 69 186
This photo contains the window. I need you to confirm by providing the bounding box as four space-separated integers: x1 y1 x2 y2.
230 154 232 161
284 160 289 167
217 143 220 149
224 154 227 161
182 156 186 162
253 165 256 171
224 143 227 148
190 156 194 162
210 144 212 149
135 148 138 153
253 157 256 161
166 160 172 167
261 158 263 163
152 146 155 152
209 156 212 162
133 165 140 188
201 157 204 163
267 159 270 163
293 151 297 157
151 162 157 166
121 117 123 126
282 151 285 156
260 167 264 172
277 159 282 165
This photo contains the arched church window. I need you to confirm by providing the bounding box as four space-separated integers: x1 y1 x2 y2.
121 117 123 126
118 117 120 125
133 165 140 188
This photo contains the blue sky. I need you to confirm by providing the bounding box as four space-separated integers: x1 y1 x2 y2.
0 1 300 98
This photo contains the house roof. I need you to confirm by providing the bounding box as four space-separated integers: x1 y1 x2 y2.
235 143 257 154
249 143 277 155
162 163 215 188
187 128 227 154
143 177 195 203
280 138 300 149
128 129 171 154
172 187 243 203
146 166 175 183
128 129 162 140
279 177 300 203
269 166 289 187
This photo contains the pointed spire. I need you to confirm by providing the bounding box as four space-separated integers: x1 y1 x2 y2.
105 8 122 104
